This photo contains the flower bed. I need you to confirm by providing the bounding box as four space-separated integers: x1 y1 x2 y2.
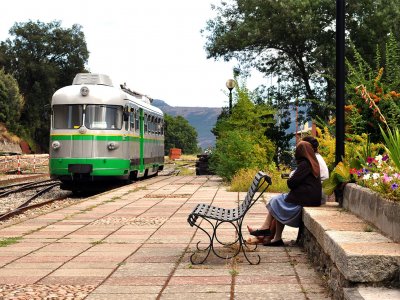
343 183 400 242
351 154 400 202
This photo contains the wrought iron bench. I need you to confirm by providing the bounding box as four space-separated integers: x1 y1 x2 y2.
187 171 272 264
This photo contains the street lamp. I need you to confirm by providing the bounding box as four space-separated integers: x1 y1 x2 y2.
226 79 236 114
336 0 345 165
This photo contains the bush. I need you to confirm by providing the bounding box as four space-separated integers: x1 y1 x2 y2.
209 129 274 181
230 167 290 193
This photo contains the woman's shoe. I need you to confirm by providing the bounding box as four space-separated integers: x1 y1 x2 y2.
263 239 284 247
249 228 272 237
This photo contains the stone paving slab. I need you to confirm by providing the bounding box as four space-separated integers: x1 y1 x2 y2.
0 175 331 299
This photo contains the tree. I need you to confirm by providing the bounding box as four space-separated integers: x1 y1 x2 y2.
203 0 400 122
0 20 89 151
0 68 24 133
210 77 276 180
164 114 200 154
210 129 273 181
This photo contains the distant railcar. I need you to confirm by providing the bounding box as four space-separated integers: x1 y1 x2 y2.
49 73 164 190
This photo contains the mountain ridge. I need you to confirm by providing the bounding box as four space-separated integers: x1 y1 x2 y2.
152 99 221 149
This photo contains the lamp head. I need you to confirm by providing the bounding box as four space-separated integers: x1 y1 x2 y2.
226 79 236 90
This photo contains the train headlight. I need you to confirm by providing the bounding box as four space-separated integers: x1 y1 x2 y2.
107 142 119 150
51 141 61 150
78 127 87 134
80 86 89 96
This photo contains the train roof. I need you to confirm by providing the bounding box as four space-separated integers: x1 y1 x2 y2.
52 73 163 116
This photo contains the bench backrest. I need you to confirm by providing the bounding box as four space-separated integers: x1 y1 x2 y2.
238 171 272 217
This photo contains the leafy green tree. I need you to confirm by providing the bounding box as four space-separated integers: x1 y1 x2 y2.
203 0 400 122
0 20 89 151
0 68 24 133
210 129 274 181
164 114 200 155
254 84 295 165
213 78 275 138
210 77 276 180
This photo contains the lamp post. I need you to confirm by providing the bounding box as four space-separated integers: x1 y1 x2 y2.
226 79 236 114
335 0 345 205
336 0 345 165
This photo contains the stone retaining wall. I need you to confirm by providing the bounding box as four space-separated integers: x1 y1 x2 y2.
301 202 400 299
301 227 351 300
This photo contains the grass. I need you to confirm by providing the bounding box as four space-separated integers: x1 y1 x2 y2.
129 186 147 193
178 167 195 176
230 168 290 193
164 155 197 176
164 154 197 163
228 257 239 276
364 224 374 232
229 269 239 276
90 240 105 245
0 236 22 247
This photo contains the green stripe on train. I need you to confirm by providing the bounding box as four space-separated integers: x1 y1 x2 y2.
50 135 163 143
50 158 162 176
50 158 133 176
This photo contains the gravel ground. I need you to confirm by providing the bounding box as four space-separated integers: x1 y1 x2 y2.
0 284 95 300
0 175 79 229
92 215 168 226
0 183 72 215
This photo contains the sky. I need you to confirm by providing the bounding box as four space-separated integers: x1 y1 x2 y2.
1 0 266 108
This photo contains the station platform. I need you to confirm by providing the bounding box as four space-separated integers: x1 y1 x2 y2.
0 175 330 299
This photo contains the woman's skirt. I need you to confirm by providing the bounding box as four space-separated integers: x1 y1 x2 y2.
266 193 302 227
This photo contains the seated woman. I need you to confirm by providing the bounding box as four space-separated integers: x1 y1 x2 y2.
302 136 329 204
247 141 322 246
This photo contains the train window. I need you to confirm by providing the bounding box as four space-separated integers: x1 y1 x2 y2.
144 113 148 133
150 115 154 134
53 105 83 129
156 118 160 135
161 120 164 135
85 105 123 130
135 111 139 132
130 112 135 131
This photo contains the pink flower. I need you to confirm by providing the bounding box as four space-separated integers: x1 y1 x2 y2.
382 173 392 183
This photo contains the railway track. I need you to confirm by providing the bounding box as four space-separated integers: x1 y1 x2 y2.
0 179 71 221
0 166 192 223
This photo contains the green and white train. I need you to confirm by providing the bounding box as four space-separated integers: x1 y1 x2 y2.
49 73 164 190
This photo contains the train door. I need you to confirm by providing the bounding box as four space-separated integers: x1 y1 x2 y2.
121 107 130 162
139 108 145 172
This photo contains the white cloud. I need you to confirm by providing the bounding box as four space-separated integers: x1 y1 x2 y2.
1 0 266 107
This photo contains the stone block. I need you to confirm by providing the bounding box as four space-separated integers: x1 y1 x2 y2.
344 184 400 242
303 205 400 283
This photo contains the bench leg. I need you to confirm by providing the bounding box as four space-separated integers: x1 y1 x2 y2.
190 218 261 265
238 221 261 265
189 218 213 264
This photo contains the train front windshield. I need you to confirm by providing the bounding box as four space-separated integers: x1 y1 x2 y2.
85 105 123 130
52 104 123 130
53 105 83 129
